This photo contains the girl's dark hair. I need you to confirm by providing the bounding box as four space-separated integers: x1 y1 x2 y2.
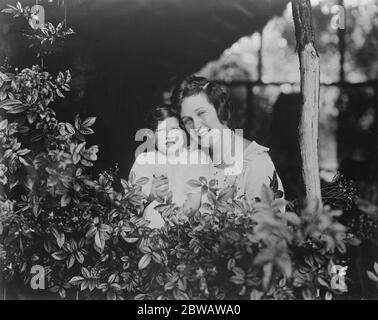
144 104 179 131
171 75 233 124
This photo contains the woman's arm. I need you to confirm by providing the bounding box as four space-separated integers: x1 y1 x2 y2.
244 152 285 203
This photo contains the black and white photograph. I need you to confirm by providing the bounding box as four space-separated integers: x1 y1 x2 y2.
0 0 378 303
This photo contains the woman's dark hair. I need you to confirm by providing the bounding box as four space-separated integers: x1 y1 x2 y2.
144 104 180 131
171 75 233 124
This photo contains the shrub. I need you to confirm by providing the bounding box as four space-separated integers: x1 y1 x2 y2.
0 1 360 300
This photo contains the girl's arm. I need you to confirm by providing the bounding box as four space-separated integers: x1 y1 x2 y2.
130 153 169 201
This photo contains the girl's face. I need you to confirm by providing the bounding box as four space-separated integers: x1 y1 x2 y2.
180 93 224 148
155 117 185 155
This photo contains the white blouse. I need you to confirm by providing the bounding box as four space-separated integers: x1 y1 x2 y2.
209 141 285 203
130 148 211 228
130 148 211 206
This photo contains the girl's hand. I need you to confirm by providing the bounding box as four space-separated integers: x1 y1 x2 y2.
150 174 169 201
183 192 202 217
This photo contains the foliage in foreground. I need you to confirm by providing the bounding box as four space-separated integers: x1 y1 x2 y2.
0 64 357 299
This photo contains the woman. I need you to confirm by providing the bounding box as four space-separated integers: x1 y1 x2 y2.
170 75 285 204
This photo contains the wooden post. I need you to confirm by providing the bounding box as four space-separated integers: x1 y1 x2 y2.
291 0 322 205
338 0 345 83
257 29 263 83
246 83 254 140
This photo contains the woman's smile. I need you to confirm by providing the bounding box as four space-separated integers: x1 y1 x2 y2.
166 140 175 147
180 93 225 140
196 128 210 137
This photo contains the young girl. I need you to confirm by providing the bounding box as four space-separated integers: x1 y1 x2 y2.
130 104 211 228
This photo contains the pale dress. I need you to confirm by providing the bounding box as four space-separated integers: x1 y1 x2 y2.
130 148 211 227
209 141 285 203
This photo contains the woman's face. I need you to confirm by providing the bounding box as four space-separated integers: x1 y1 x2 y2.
180 93 224 148
155 117 185 155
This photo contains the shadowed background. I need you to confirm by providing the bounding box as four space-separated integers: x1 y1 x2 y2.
0 0 288 176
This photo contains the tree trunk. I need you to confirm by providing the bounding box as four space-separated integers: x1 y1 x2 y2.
291 0 322 206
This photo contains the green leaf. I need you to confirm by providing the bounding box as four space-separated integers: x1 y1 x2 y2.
201 202 213 211
61 194 71 207
27 112 37 124
49 285 59 293
123 237 139 243
262 262 273 290
79 127 94 135
81 267 90 279
19 157 29 166
80 281 89 291
274 190 284 199
139 244 152 254
232 267 245 278
250 289 264 300
230 276 244 285
81 159 93 167
65 123 75 134
269 171 279 193
317 277 330 289
81 117 96 128
0 99 22 110
138 253 152 270
59 288 66 299
75 142 86 154
108 274 116 283
6 105 27 114
0 119 8 130
187 179 202 188
75 251 84 264
302 288 314 300
173 289 189 300
128 171 136 185
374 262 378 275
56 232 65 248
198 176 207 185
17 149 30 156
74 114 81 130
95 231 105 250
135 177 149 186
51 251 65 260
218 186 235 201
227 258 236 271
367 271 378 282
164 282 175 291
85 226 97 239
206 190 216 204
0 90 7 101
152 252 162 264
67 254 75 269
56 89 64 98
284 211 301 225
99 223 112 234
260 184 274 205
